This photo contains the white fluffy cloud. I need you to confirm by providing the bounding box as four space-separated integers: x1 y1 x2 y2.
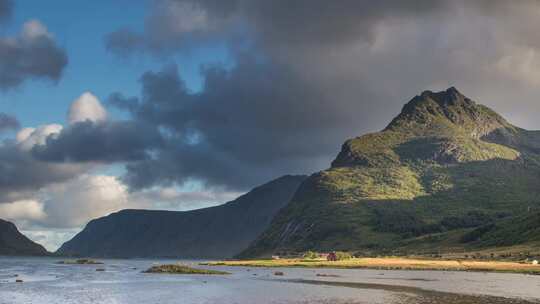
16 124 63 151
0 200 45 221
130 186 242 211
41 174 129 228
21 19 51 40
68 92 107 125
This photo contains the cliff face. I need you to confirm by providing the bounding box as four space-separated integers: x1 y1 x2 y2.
0 219 48 256
57 175 306 258
240 87 540 257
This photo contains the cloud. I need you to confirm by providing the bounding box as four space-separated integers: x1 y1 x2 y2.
39 175 129 228
16 124 63 151
116 61 343 190
105 0 240 55
32 120 163 163
128 186 242 211
0 200 46 221
0 91 244 250
20 229 80 252
0 0 12 24
2 173 242 250
68 92 108 125
0 113 19 132
98 0 540 193
0 124 90 202
0 20 68 90
31 93 161 163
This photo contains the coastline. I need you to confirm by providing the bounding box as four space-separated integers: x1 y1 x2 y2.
203 257 540 275
281 279 540 304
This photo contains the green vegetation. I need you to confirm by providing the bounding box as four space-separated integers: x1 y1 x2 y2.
144 264 230 275
206 257 540 275
239 88 540 258
334 251 352 260
463 211 540 247
303 251 319 259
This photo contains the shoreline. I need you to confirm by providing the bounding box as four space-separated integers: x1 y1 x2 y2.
281 278 540 304
203 257 540 275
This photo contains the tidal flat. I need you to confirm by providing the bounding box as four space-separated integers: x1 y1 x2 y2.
1 257 539 304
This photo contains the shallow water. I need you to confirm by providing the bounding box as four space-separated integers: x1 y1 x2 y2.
1 257 539 304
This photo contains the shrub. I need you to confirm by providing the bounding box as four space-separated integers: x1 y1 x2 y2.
334 251 353 261
303 251 319 259
441 211 495 230
460 223 496 243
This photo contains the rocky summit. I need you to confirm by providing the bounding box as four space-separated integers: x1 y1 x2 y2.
240 87 540 257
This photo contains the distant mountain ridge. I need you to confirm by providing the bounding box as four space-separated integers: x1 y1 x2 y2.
240 87 540 257
0 219 48 256
57 175 306 258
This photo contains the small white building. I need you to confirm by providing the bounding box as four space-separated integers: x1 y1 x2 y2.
532 260 539 265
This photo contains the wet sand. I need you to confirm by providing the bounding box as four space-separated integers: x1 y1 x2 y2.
282 279 540 304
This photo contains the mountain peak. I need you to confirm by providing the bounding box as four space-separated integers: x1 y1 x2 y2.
384 87 509 135
396 86 473 118
330 87 519 168
419 86 471 108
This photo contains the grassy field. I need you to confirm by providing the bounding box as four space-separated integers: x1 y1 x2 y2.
204 257 540 275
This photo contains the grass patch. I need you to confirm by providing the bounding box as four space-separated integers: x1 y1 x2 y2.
56 259 103 265
144 264 230 275
205 257 540 275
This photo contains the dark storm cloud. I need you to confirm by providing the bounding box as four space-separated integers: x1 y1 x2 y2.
32 121 163 163
0 0 13 23
0 21 68 90
97 0 540 191
0 142 86 202
113 60 343 189
0 113 19 132
105 0 241 55
106 0 448 55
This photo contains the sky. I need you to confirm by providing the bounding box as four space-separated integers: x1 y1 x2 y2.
2 0 540 251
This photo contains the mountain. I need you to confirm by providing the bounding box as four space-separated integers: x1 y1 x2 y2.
460 211 540 247
240 87 540 257
57 175 306 258
0 219 48 256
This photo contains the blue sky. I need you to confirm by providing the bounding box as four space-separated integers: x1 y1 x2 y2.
0 0 231 127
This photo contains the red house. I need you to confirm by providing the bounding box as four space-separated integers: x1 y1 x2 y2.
327 252 337 261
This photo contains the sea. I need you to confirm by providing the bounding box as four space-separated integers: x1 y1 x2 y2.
1 257 539 304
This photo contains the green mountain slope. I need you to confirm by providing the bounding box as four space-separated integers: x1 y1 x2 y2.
0 219 48 256
240 87 540 257
461 211 540 248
